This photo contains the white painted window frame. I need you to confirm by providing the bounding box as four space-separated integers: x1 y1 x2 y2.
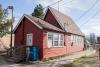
26 33 33 46
71 34 83 45
47 32 64 48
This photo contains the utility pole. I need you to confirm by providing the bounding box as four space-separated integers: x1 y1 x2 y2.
58 0 59 12
8 6 14 56
57 0 63 12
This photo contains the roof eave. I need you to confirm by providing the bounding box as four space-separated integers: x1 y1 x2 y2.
13 14 43 33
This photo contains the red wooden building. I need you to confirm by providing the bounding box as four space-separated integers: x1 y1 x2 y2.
14 7 84 60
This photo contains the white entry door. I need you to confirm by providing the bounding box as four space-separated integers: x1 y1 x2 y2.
26 33 33 46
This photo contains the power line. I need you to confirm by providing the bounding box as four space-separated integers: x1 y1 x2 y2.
32 0 39 7
76 0 100 21
29 0 100 34
32 0 78 11
43 0 79 10
43 0 100 34
58 0 60 11
80 9 100 28
59 0 78 6
55 0 99 22
43 0 63 9
41 0 100 34
71 9 100 33
58 0 100 33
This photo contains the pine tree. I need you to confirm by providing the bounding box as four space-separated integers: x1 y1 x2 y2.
31 4 44 19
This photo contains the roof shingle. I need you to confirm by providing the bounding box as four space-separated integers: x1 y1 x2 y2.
48 7 84 36
26 15 64 32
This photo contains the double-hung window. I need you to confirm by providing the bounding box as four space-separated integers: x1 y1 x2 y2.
53 33 59 46
71 34 83 45
47 32 64 48
48 33 53 48
59 34 64 46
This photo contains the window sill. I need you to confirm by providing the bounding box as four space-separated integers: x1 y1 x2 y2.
48 46 65 48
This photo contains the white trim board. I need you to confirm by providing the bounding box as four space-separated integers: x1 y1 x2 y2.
13 14 42 33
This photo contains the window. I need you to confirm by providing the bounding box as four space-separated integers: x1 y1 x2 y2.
59 34 64 46
79 36 82 43
76 36 78 43
71 35 83 44
47 32 64 48
48 33 53 48
26 34 33 46
53 33 59 46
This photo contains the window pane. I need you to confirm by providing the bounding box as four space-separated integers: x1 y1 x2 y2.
54 34 59 40
78 36 80 43
48 33 53 48
73 35 75 42
59 34 64 46
76 36 78 43
71 35 73 42
53 41 58 46
48 33 53 39
60 41 63 46
60 35 63 40
79 37 81 42
53 33 59 46
48 32 64 47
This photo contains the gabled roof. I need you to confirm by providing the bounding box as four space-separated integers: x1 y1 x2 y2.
14 14 64 32
46 7 84 36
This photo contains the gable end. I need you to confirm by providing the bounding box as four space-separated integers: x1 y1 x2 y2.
13 14 42 33
44 8 62 29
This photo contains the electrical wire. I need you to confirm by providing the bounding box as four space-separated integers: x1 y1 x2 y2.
76 0 100 21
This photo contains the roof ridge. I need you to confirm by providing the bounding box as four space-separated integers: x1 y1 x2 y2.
47 7 84 36
48 7 71 19
25 14 64 32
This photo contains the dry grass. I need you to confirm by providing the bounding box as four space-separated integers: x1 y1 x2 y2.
60 54 100 67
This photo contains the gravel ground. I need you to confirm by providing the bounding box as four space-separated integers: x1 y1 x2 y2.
0 49 96 67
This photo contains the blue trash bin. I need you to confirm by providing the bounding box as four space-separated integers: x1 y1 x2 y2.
29 47 39 61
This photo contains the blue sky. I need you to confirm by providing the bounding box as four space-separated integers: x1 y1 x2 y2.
1 0 100 35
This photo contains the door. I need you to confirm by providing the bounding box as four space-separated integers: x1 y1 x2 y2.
26 33 33 61
26 33 33 46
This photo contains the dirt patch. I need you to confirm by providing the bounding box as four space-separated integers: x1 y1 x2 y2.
60 52 100 67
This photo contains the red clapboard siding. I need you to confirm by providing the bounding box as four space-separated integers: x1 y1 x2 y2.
14 17 43 59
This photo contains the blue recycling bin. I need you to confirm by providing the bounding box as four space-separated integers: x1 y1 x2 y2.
29 47 39 61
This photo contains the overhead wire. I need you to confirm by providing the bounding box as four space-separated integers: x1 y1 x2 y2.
80 9 100 28
24 0 100 33
76 0 100 21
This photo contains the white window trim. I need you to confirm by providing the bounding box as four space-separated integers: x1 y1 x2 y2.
53 33 59 47
59 34 64 46
47 32 53 48
71 34 83 45
47 32 64 48
26 33 33 46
